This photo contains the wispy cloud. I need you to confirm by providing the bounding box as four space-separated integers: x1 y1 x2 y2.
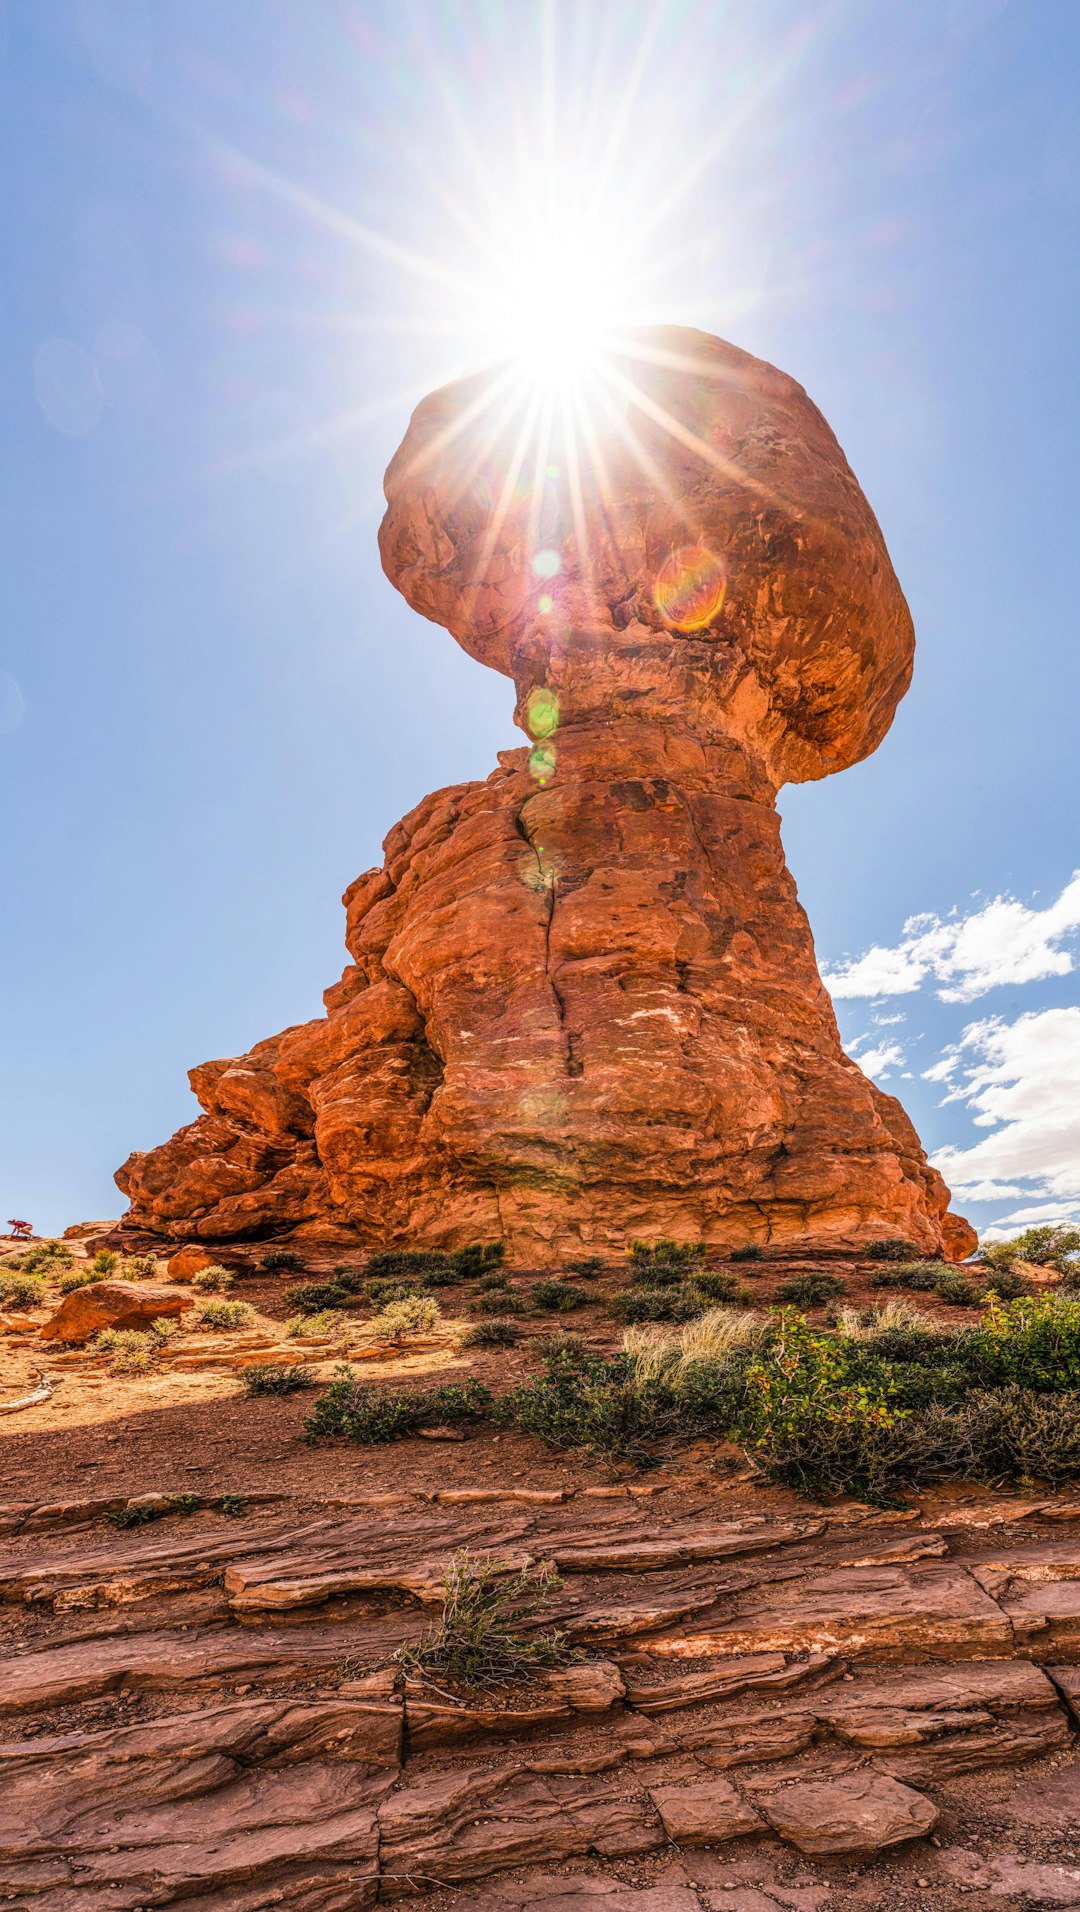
823 872 1080 1003
849 1038 906 1081
931 1006 1080 1219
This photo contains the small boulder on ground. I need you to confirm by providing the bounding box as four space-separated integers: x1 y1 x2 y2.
40 1282 188 1345
167 1246 217 1283
759 1771 938 1855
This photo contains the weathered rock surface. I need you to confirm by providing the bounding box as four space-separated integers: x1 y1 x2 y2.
115 325 973 1262
38 1280 188 1344
3 1494 1080 1905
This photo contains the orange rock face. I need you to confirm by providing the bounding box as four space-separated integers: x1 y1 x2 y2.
116 327 973 1263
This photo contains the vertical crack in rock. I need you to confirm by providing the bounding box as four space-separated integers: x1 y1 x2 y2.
515 794 580 1080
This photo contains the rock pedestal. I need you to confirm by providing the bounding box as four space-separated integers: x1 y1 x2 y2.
116 326 974 1262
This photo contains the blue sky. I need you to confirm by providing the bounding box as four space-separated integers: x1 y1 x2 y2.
2 0 1078 1241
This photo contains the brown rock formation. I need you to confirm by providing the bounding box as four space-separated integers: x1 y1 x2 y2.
39 1281 188 1345
116 325 974 1262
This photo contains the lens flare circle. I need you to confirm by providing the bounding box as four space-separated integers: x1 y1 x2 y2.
653 544 728 632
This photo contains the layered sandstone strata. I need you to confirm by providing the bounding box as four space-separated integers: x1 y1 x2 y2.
117 326 974 1262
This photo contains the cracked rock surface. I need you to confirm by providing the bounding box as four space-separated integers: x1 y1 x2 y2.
5 1481 1080 1906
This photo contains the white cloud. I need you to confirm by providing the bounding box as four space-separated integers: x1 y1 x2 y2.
873 1012 906 1027
823 871 1080 1002
851 1039 905 1081
931 1006 1080 1215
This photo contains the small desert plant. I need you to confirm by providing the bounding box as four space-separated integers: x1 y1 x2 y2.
869 1260 948 1291
56 1265 102 1294
284 1309 347 1339
688 1270 751 1305
776 1272 845 1307
91 1249 120 1277
478 1268 511 1292
934 1271 982 1308
532 1278 586 1312
566 1256 605 1278
109 1492 201 1529
629 1237 706 1270
622 1307 767 1384
864 1238 921 1263
0 1270 45 1309
285 1280 351 1313
396 1549 573 1688
469 1287 526 1316
328 1264 366 1293
303 1369 491 1442
20 1240 73 1273
459 1318 520 1348
117 1255 158 1282
92 1328 157 1373
365 1276 425 1306
241 1361 310 1396
191 1266 234 1293
607 1284 707 1324
730 1243 765 1263
370 1294 441 1342
193 1299 255 1332
261 1249 305 1274
965 1296 1080 1392
449 1241 506 1279
980 1265 1031 1301
833 1298 938 1340
149 1317 178 1341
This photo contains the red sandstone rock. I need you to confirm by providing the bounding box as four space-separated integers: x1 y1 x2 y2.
39 1280 188 1345
757 1771 938 1854
166 1245 216 1282
115 326 973 1262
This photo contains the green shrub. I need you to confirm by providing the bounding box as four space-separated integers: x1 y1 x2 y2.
493 1337 685 1461
117 1255 158 1282
730 1243 765 1263
397 1550 572 1687
981 1225 1080 1279
934 1271 982 1308
980 1265 1031 1301
459 1319 520 1348
689 1270 751 1305
364 1276 424 1306
191 1266 234 1293
241 1362 310 1396
370 1294 441 1341
109 1492 201 1529
869 1261 948 1291
608 1283 707 1324
630 1238 706 1270
469 1288 526 1316
92 1328 158 1373
56 1266 102 1294
478 1269 511 1292
304 1370 491 1442
328 1264 366 1293
450 1242 506 1279
734 1311 906 1501
20 1240 73 1273
566 1257 605 1278
776 1273 844 1307
261 1249 305 1273
864 1238 921 1262
284 1308 345 1338
532 1279 587 1313
0 1270 45 1309
285 1281 350 1313
194 1299 255 1332
92 1249 120 1276
965 1296 1080 1392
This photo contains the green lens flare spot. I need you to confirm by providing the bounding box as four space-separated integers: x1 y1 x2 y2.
532 547 562 579
525 686 559 739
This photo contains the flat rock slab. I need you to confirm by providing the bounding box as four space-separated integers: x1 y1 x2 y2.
648 1776 763 1845
758 1770 938 1855
655 1562 1013 1660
